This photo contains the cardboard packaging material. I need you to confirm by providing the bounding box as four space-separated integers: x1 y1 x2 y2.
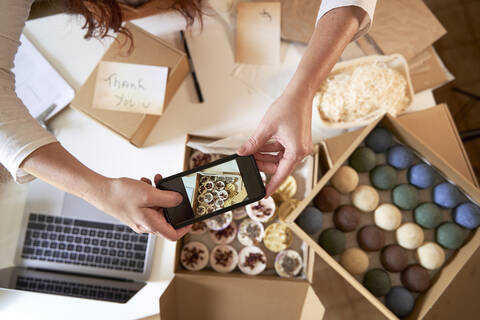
159 134 327 320
279 0 321 43
70 22 189 147
284 107 480 319
408 47 453 93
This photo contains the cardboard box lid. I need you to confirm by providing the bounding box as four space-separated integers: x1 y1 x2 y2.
279 0 321 43
70 22 187 140
159 273 325 320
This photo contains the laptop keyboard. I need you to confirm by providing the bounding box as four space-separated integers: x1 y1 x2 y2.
21 213 149 273
15 275 138 303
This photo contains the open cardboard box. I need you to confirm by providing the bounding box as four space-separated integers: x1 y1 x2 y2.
159 134 328 320
284 106 480 320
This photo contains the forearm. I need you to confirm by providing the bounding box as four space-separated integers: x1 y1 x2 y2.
20 142 109 206
284 6 366 101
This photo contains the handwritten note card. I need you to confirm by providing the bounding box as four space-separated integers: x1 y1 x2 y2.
92 61 168 115
236 2 281 65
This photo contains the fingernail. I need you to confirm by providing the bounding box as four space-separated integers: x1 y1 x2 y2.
176 194 183 204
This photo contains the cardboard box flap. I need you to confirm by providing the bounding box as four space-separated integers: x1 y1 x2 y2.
159 273 325 320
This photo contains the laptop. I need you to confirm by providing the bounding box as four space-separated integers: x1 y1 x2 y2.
0 186 156 303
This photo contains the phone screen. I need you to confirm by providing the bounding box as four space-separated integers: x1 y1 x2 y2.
157 155 265 228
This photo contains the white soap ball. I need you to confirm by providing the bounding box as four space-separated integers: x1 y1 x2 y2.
374 203 402 231
352 185 379 212
396 222 424 250
416 242 446 270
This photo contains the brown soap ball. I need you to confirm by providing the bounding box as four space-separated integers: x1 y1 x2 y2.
401 264 431 293
380 244 408 273
333 205 360 232
357 225 385 252
314 186 341 212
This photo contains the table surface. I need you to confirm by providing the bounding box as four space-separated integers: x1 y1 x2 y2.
0 9 437 320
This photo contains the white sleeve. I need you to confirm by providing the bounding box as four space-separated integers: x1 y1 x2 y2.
316 0 377 41
0 0 57 183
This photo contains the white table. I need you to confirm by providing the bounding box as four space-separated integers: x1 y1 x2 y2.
0 9 436 320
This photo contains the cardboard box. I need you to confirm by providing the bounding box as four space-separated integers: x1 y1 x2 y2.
70 22 189 147
284 109 480 319
159 134 327 320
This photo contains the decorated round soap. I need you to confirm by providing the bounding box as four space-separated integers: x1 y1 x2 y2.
392 184 419 210
357 225 385 252
189 221 207 235
414 202 443 229
210 245 238 273
401 264 431 292
274 250 303 278
189 151 221 169
380 244 408 273
263 222 293 253
232 207 248 220
340 248 369 275
274 175 297 200
436 222 468 250
333 205 360 232
314 186 341 212
387 145 415 169
363 268 392 297
209 221 237 244
370 165 397 190
295 206 323 235
365 127 393 153
246 197 276 223
433 182 463 209
237 219 264 246
180 242 209 271
352 185 380 212
453 202 480 230
416 241 445 270
349 146 376 172
385 286 415 318
205 211 233 231
396 222 424 250
408 163 436 189
238 246 267 275
374 203 402 231
318 228 346 256
331 166 359 193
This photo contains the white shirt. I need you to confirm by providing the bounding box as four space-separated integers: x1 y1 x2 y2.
0 0 376 183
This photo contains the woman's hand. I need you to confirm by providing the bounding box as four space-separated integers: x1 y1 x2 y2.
237 89 313 197
95 174 191 241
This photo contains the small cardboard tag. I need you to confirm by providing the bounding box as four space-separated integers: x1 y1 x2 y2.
92 61 168 115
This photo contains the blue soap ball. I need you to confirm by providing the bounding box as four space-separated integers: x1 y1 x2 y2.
295 206 323 235
433 182 463 209
385 286 415 318
453 202 480 230
408 163 436 189
365 127 393 153
387 146 415 169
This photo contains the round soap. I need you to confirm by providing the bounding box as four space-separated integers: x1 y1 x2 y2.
416 242 445 270
436 222 468 250
318 228 346 256
396 222 424 250
357 225 385 252
387 145 415 169
392 184 419 210
352 185 380 212
349 146 376 172
314 186 341 212
414 202 443 229
370 165 397 190
295 206 323 235
374 203 402 231
340 248 369 275
380 244 408 273
433 182 463 209
408 163 436 189
401 264 431 292
331 166 359 193
333 205 360 232
365 127 393 153
385 286 415 318
453 202 480 230
363 268 392 297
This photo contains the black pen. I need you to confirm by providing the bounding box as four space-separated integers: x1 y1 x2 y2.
180 30 204 103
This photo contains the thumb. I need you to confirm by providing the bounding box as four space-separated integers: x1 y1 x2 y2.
146 188 183 208
237 126 273 156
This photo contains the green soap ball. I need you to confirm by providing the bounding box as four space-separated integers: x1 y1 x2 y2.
318 228 346 256
349 147 376 172
392 184 419 210
414 202 443 229
436 222 468 250
363 268 392 297
370 165 398 190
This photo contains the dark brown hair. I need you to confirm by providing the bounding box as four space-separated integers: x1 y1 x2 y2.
62 0 204 44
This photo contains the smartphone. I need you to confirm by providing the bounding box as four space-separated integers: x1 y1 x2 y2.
156 154 266 229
